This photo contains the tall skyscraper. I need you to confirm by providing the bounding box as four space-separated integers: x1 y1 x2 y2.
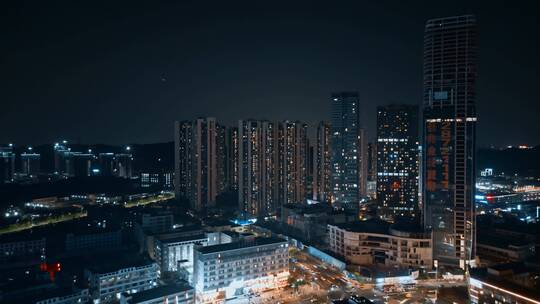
331 92 364 208
376 104 419 221
422 15 477 268
227 127 239 191
277 121 308 206
216 124 227 194
238 120 278 217
366 142 377 199
315 121 332 202
174 118 224 213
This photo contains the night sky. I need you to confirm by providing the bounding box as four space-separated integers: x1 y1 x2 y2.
2 1 539 147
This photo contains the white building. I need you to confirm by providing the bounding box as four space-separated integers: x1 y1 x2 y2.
85 258 159 303
193 237 289 303
328 219 433 269
120 283 194 304
154 233 207 279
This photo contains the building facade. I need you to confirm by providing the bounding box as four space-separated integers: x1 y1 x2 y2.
277 121 308 206
154 233 208 279
0 146 15 183
422 15 478 268
174 118 225 213
238 120 278 217
331 92 367 207
328 220 432 269
193 237 289 303
227 127 239 191
376 104 419 221
20 152 41 176
315 121 332 202
85 260 159 303
120 284 195 304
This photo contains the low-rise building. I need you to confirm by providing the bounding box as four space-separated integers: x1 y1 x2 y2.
65 228 122 254
477 232 535 263
328 219 432 269
34 288 90 304
154 233 207 278
469 262 540 304
0 235 45 266
120 283 194 304
193 237 289 303
280 202 356 244
84 255 159 303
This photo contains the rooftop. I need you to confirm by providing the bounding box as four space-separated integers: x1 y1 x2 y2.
333 219 390 234
85 252 154 274
471 264 540 302
126 283 192 302
196 237 286 255
157 233 206 244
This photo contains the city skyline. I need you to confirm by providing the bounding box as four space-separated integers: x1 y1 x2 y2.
2 1 540 147
2 3 540 304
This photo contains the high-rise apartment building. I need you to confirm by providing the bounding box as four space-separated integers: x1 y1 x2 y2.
315 121 332 202
238 120 308 217
422 15 477 268
331 92 366 207
174 118 225 213
227 127 239 191
0 145 15 183
238 120 278 217
277 121 308 206
376 104 419 221
20 152 41 177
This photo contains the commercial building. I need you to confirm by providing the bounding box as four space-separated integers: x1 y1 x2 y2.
120 283 195 304
376 104 419 221
469 263 540 304
84 256 159 303
315 121 332 202
193 237 289 303
153 232 208 279
174 118 226 213
331 92 367 207
422 15 478 268
328 219 432 269
280 202 356 245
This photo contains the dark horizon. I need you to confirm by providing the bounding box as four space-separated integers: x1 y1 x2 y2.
2 1 539 147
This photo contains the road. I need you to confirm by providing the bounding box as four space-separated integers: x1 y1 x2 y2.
239 248 466 304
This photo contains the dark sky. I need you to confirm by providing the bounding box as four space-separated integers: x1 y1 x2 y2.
1 1 539 147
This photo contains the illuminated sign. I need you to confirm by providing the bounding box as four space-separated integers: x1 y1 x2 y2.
425 120 452 194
